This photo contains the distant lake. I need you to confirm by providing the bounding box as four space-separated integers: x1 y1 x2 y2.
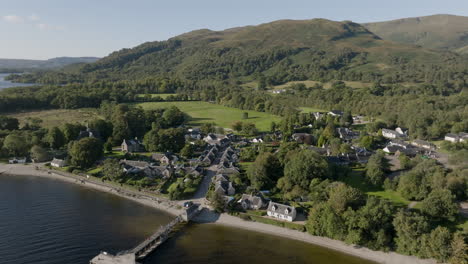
0 73 37 90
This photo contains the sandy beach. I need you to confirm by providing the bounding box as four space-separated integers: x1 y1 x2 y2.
0 163 437 264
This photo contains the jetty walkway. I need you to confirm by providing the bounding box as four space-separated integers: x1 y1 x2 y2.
90 204 201 264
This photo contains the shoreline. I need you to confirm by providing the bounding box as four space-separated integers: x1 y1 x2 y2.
0 163 436 264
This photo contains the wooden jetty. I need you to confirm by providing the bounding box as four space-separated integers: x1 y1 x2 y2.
90 204 200 264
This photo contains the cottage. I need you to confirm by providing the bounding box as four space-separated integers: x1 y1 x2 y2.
411 140 436 151
213 174 235 196
444 132 468 143
50 158 66 167
152 153 178 165
337 128 359 142
313 112 324 120
445 133 460 143
292 133 313 144
382 128 407 139
328 110 344 117
121 139 144 153
238 194 266 210
250 137 264 144
77 127 100 140
266 201 296 222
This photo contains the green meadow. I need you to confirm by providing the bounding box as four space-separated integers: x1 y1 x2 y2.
137 101 280 131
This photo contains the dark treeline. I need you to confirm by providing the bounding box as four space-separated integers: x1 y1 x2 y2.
0 77 195 112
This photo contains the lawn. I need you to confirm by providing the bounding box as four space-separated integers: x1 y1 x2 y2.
9 108 101 129
137 101 280 131
340 169 411 207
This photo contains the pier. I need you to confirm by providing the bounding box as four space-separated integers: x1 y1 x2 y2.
90 204 201 264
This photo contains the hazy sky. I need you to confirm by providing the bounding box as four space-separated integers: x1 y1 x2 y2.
1 0 467 59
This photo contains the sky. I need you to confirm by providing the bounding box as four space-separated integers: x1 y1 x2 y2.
1 0 467 60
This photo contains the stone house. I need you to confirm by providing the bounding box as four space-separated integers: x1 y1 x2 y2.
121 139 144 153
292 133 313 144
238 194 266 210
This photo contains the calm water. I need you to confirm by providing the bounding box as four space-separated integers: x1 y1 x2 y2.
0 175 375 264
0 73 37 90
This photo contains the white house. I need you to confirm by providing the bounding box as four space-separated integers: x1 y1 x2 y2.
382 128 407 139
51 158 66 167
266 201 296 222
445 133 459 143
328 110 344 117
445 132 468 143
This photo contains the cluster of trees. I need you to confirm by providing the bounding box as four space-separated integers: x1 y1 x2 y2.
0 103 190 169
306 182 467 263
231 121 258 136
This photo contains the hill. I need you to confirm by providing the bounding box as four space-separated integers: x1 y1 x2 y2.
10 18 468 85
0 57 100 72
363 14 468 53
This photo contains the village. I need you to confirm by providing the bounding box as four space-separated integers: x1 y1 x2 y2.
6 107 466 228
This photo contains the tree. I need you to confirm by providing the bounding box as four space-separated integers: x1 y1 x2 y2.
449 232 468 264
163 106 186 127
306 202 347 241
30 145 49 162
327 182 364 213
344 197 396 251
68 137 103 168
422 227 453 262
359 135 374 149
143 127 185 153
420 189 459 220
104 137 113 153
365 151 389 186
397 160 446 200
157 128 185 153
88 119 113 141
242 112 249 120
393 210 431 256
61 123 84 143
3 133 29 156
247 152 282 190
278 149 329 199
208 191 225 213
46 127 66 149
180 144 194 158
241 123 258 136
102 159 124 182
270 121 277 132
231 121 243 132
200 122 216 134
398 154 412 170
0 116 19 130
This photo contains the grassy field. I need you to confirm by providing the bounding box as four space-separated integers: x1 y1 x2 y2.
340 169 411 207
137 101 280 131
136 93 178 99
8 108 100 129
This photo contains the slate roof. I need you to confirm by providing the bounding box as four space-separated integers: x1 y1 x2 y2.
267 201 296 217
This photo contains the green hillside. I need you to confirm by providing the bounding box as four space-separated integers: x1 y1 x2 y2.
363 14 468 52
14 18 467 86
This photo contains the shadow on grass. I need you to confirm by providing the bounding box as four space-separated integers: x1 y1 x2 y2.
188 117 215 126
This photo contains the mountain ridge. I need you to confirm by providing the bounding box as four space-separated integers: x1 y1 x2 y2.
363 14 468 53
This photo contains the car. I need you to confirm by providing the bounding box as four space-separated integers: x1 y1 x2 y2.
183 201 193 208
